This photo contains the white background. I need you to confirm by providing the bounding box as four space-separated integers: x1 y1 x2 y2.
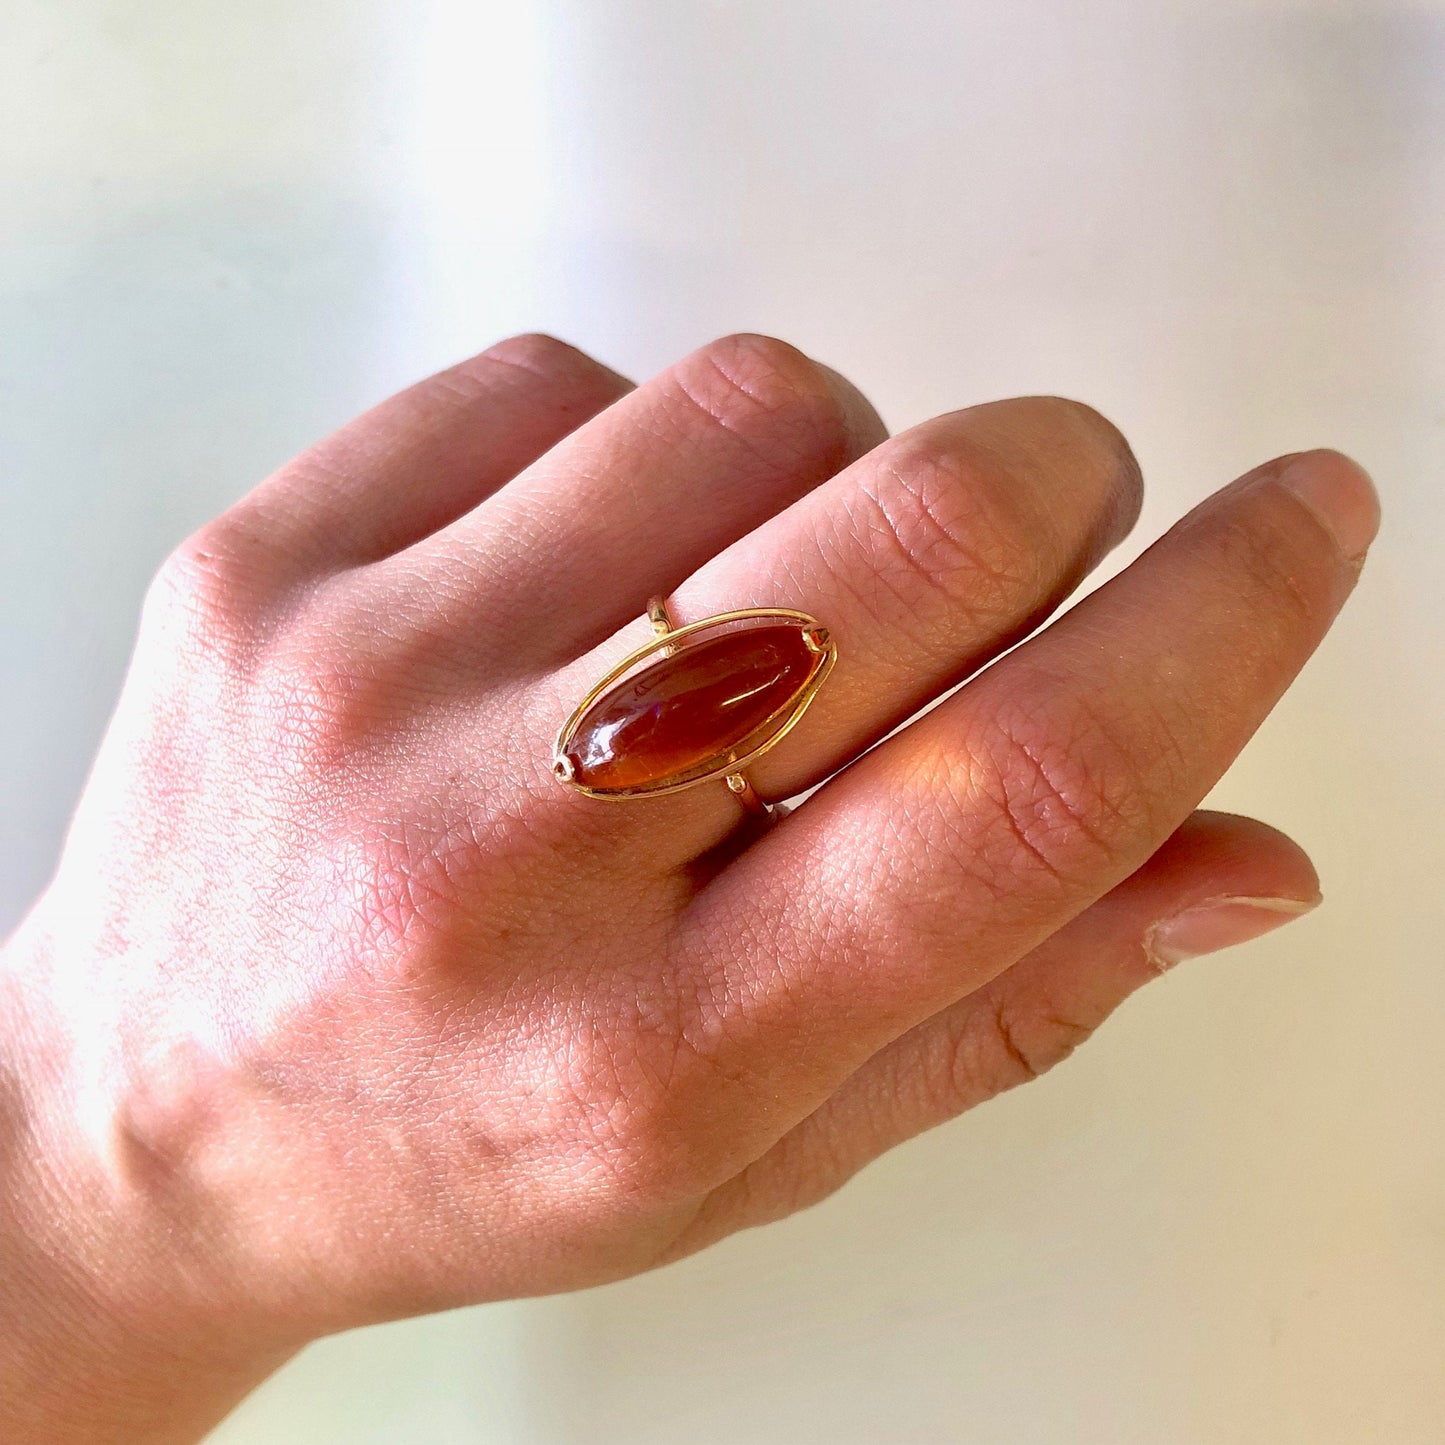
2 2 1442 1441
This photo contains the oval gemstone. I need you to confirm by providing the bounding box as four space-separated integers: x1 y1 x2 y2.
564 623 822 794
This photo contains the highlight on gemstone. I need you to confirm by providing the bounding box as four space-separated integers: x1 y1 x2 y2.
554 611 834 796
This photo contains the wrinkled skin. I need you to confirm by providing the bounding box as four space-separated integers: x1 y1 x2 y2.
0 334 1377 1443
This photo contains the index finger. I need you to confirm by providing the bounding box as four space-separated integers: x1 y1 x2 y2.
674 448 1378 1110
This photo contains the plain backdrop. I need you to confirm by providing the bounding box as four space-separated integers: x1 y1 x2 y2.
2 2 1442 1442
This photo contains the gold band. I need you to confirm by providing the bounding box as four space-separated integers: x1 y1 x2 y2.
647 594 674 636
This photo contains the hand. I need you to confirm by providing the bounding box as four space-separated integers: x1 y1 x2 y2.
0 334 1377 1442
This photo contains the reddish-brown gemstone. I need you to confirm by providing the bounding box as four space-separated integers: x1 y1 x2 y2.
564 623 823 793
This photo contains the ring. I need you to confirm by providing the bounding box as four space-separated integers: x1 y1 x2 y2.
552 597 836 819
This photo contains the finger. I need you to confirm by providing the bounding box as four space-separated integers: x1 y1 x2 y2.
671 449 1376 1141
534 394 1139 863
392 334 887 670
227 334 634 574
666 811 1320 1251
658 394 1142 807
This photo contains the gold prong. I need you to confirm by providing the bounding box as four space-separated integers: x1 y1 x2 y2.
647 595 674 637
803 625 830 654
725 772 771 819
553 754 575 782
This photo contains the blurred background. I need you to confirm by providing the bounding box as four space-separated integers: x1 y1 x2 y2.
2 1 1442 1441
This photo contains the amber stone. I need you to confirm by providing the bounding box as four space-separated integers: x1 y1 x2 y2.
563 623 822 793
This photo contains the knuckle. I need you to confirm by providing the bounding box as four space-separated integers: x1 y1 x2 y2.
969 688 1150 889
568 1077 697 1211
850 440 1040 633
478 332 622 391
676 333 857 467
1037 395 1139 473
264 650 372 775
560 997 742 1211
700 331 821 398
143 519 270 657
1208 505 1325 629
971 395 1144 553
348 806 496 962
111 1038 254 1205
1047 396 1144 545
577 1116 688 1210
1020 395 1142 500
963 994 1096 1096
258 617 412 780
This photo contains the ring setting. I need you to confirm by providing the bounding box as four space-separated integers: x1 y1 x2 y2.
553 597 836 817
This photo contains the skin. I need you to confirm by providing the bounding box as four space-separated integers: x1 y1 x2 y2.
0 333 1378 1442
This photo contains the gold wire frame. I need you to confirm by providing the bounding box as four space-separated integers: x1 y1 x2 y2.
553 606 836 801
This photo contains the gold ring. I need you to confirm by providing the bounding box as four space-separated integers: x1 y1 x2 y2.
552 596 836 818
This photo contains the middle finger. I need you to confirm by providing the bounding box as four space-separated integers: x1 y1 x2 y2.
543 394 1143 847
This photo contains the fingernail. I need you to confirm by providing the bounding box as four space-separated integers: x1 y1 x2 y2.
1276 450 1381 563
1146 894 1321 971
